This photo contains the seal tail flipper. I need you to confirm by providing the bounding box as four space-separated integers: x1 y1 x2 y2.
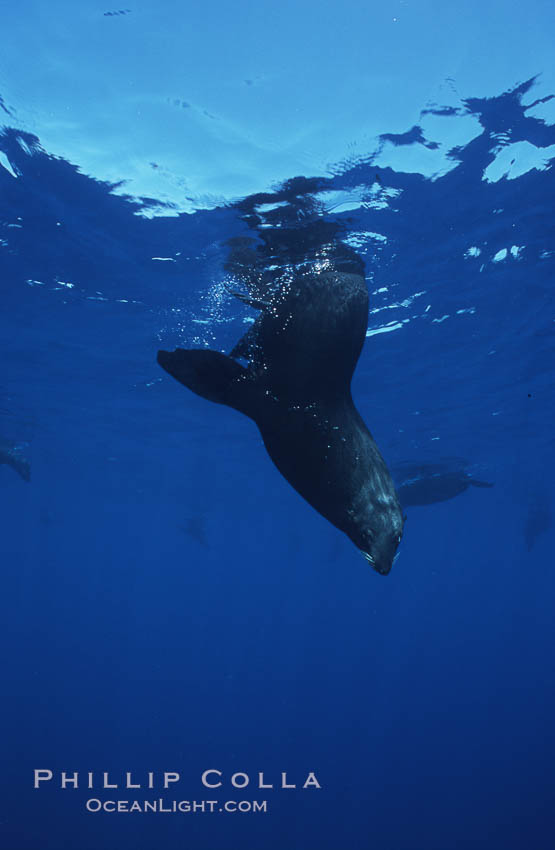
469 479 494 489
12 454 31 482
157 348 260 420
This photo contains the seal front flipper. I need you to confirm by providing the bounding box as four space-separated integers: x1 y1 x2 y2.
157 348 260 420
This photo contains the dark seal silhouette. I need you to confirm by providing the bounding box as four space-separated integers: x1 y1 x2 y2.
0 438 30 482
392 458 493 508
158 181 404 574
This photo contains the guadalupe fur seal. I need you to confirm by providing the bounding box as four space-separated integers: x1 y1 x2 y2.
158 261 404 575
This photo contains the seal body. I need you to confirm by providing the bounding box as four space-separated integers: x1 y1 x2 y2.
158 270 404 574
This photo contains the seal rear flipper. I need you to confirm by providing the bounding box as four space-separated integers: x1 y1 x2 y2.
157 348 260 420
469 479 494 489
12 455 31 482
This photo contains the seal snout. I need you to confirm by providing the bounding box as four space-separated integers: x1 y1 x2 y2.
360 538 400 576
361 552 393 576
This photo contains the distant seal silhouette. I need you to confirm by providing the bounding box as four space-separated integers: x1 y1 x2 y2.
392 459 493 508
158 266 404 575
0 438 30 482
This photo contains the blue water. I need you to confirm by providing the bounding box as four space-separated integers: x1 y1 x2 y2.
2 57 555 850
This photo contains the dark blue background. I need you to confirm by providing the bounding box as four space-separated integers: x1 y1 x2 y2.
1 80 554 849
